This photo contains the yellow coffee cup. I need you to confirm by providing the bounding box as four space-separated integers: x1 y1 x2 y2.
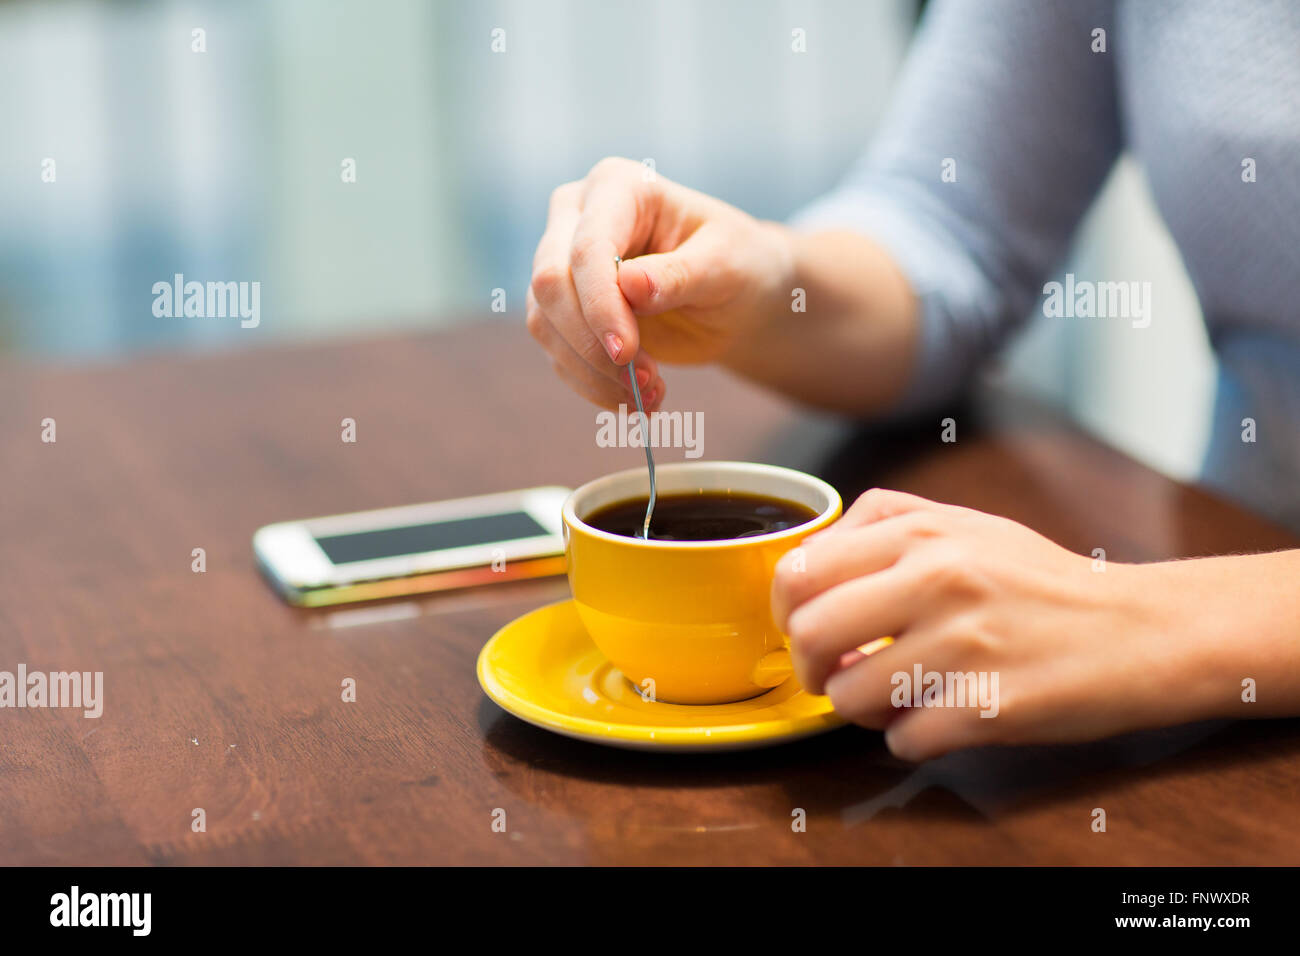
563 461 842 705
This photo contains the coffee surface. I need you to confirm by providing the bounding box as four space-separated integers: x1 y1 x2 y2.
585 490 818 541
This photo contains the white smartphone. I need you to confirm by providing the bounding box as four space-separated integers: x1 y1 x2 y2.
253 486 571 607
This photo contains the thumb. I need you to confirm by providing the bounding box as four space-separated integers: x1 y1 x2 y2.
617 231 727 316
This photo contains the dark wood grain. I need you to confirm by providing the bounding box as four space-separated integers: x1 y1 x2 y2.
2 319 1297 865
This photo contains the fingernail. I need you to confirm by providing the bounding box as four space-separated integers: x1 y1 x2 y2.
604 333 623 362
635 367 651 389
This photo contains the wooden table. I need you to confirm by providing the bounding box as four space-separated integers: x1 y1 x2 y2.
3 321 1297 866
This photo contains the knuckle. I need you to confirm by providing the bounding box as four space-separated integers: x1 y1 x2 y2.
570 235 605 270
548 181 581 212
914 543 975 594
944 613 999 658
901 511 947 541
530 265 567 303
574 333 610 369
847 487 905 524
524 308 547 342
589 156 634 180
851 488 889 514
657 256 690 295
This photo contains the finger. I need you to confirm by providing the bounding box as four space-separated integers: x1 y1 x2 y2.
532 197 650 390
821 626 986 753
634 374 666 415
531 182 583 280
616 227 731 317
772 516 931 633
528 291 671 412
822 635 923 731
571 173 651 364
527 283 658 384
823 620 1006 759
812 488 947 542
527 305 637 410
882 705 998 763
785 565 924 695
528 267 663 398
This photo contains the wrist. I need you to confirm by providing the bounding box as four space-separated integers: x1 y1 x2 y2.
753 220 799 332
1116 558 1249 726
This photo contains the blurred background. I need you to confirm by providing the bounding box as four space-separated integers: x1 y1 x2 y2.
0 0 1214 480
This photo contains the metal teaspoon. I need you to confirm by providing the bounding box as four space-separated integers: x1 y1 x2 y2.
615 254 656 539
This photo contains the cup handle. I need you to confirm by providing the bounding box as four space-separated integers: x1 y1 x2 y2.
751 648 793 688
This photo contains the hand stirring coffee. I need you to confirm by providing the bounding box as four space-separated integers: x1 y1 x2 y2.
615 254 656 539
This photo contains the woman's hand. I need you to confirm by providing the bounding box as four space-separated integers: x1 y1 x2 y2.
527 157 795 410
771 488 1258 761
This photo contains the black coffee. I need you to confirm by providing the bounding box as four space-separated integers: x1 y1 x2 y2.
585 491 818 541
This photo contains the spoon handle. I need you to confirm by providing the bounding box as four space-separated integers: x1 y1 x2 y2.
627 359 657 539
614 254 657 539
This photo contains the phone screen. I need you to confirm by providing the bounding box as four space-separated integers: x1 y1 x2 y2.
313 511 549 565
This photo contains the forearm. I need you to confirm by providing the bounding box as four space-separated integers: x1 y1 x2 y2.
719 226 921 417
1125 550 1300 725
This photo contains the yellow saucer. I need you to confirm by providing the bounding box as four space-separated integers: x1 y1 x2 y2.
477 599 845 752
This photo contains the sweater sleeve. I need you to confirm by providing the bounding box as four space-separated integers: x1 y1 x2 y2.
791 0 1122 415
